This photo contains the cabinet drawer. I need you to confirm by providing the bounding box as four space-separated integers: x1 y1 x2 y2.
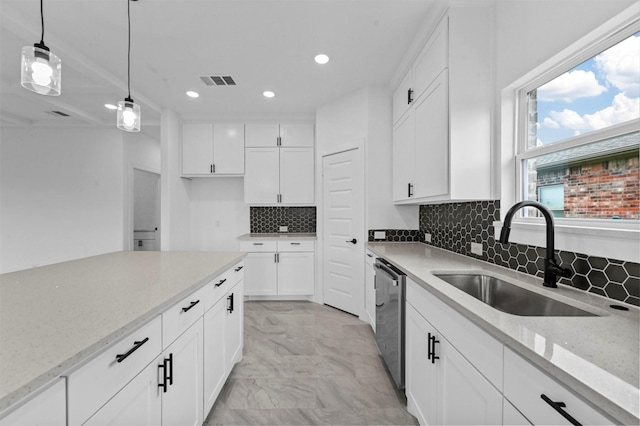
232 261 245 284
239 240 277 252
203 269 233 312
67 315 162 426
277 240 314 252
504 348 615 425
162 286 206 348
406 278 503 390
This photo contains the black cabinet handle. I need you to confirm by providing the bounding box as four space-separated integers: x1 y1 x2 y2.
235 266 244 272
408 182 414 197
215 279 227 288
212 163 216 173
541 394 582 426
408 88 413 104
181 300 200 312
227 293 234 313
210 164 213 173
167 353 173 386
158 356 169 393
427 333 439 364
115 337 149 363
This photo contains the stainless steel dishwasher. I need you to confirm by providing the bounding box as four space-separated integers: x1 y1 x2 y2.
374 258 406 389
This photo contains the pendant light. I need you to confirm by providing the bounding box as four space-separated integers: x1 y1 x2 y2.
117 0 141 132
21 0 61 96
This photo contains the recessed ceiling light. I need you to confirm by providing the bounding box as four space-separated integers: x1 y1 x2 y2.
104 104 118 110
263 91 275 98
186 91 199 98
314 54 330 65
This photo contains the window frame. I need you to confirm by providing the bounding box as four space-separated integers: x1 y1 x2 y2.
498 6 640 263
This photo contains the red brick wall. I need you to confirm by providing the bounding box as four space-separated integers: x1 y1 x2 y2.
563 154 639 219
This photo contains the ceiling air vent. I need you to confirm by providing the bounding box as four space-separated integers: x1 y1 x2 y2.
200 75 236 86
46 110 70 117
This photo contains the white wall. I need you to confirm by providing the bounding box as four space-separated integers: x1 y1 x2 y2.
189 178 249 251
160 109 191 250
0 127 125 273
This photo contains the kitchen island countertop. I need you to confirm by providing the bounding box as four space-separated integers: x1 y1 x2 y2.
0 250 246 412
368 242 639 425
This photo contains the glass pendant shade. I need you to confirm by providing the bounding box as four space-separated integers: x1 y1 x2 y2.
21 44 61 96
117 98 141 132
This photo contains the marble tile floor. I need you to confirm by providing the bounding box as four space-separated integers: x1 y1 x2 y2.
205 301 418 426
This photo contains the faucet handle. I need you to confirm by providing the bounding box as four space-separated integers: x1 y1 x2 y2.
549 260 572 278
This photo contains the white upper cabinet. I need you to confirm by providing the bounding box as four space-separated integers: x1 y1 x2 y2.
392 5 492 204
182 123 245 176
244 123 315 205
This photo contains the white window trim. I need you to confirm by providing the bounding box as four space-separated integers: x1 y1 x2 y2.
499 3 640 264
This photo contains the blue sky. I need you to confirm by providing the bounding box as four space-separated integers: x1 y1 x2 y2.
532 32 639 146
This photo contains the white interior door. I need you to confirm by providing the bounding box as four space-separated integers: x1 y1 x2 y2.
322 148 363 316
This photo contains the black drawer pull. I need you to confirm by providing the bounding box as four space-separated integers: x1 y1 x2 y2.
227 293 234 314
541 394 582 426
253 242 263 245
234 266 244 272
115 337 149 363
291 242 301 245
181 300 200 312
215 278 227 288
427 333 439 364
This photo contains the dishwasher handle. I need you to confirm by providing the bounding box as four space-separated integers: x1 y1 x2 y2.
374 262 401 286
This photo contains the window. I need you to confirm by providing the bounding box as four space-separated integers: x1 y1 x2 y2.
517 32 639 221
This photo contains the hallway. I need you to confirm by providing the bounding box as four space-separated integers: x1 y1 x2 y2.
205 301 418 425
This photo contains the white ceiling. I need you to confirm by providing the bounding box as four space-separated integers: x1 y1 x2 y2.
0 0 445 135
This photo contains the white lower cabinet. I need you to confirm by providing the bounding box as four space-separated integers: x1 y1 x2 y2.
161 318 204 426
406 303 502 425
85 358 161 426
364 250 377 331
0 378 66 426
240 240 315 297
502 398 532 425
224 282 244 370
503 348 615 425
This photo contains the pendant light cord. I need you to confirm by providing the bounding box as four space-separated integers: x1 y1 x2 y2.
127 0 131 99
39 0 45 44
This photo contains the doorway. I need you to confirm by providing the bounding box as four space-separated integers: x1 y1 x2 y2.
133 169 160 251
322 147 364 316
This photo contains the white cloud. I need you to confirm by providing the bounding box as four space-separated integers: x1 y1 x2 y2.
543 117 560 128
548 93 640 132
537 69 607 102
595 34 640 97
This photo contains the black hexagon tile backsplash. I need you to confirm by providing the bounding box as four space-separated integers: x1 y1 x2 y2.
413 200 639 306
250 207 316 234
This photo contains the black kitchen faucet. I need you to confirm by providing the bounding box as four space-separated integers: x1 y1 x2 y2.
499 200 572 288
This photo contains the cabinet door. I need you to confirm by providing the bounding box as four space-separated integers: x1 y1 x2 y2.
392 69 413 124
244 252 278 296
413 71 448 199
277 251 314 295
392 111 415 202
224 282 244 372
413 16 448 100
182 123 213 175
213 123 245 174
203 300 226 416
405 304 438 426
503 398 532 425
244 148 280 204
365 261 375 332
245 123 279 147
84 358 161 426
437 334 502 425
280 148 314 205
279 123 314 147
0 379 65 426
161 319 204 426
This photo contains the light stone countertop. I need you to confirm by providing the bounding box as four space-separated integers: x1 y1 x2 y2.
368 242 639 425
238 233 317 240
0 250 246 412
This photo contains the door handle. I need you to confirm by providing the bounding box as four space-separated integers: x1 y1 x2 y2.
346 238 357 244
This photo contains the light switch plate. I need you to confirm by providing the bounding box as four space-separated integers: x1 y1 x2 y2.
424 233 432 243
279 225 288 233
374 231 386 240
471 242 483 256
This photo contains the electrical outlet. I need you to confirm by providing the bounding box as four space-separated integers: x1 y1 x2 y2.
471 242 483 256
374 231 386 240
424 233 432 243
279 225 288 233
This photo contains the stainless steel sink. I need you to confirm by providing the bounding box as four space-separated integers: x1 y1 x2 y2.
434 273 596 317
